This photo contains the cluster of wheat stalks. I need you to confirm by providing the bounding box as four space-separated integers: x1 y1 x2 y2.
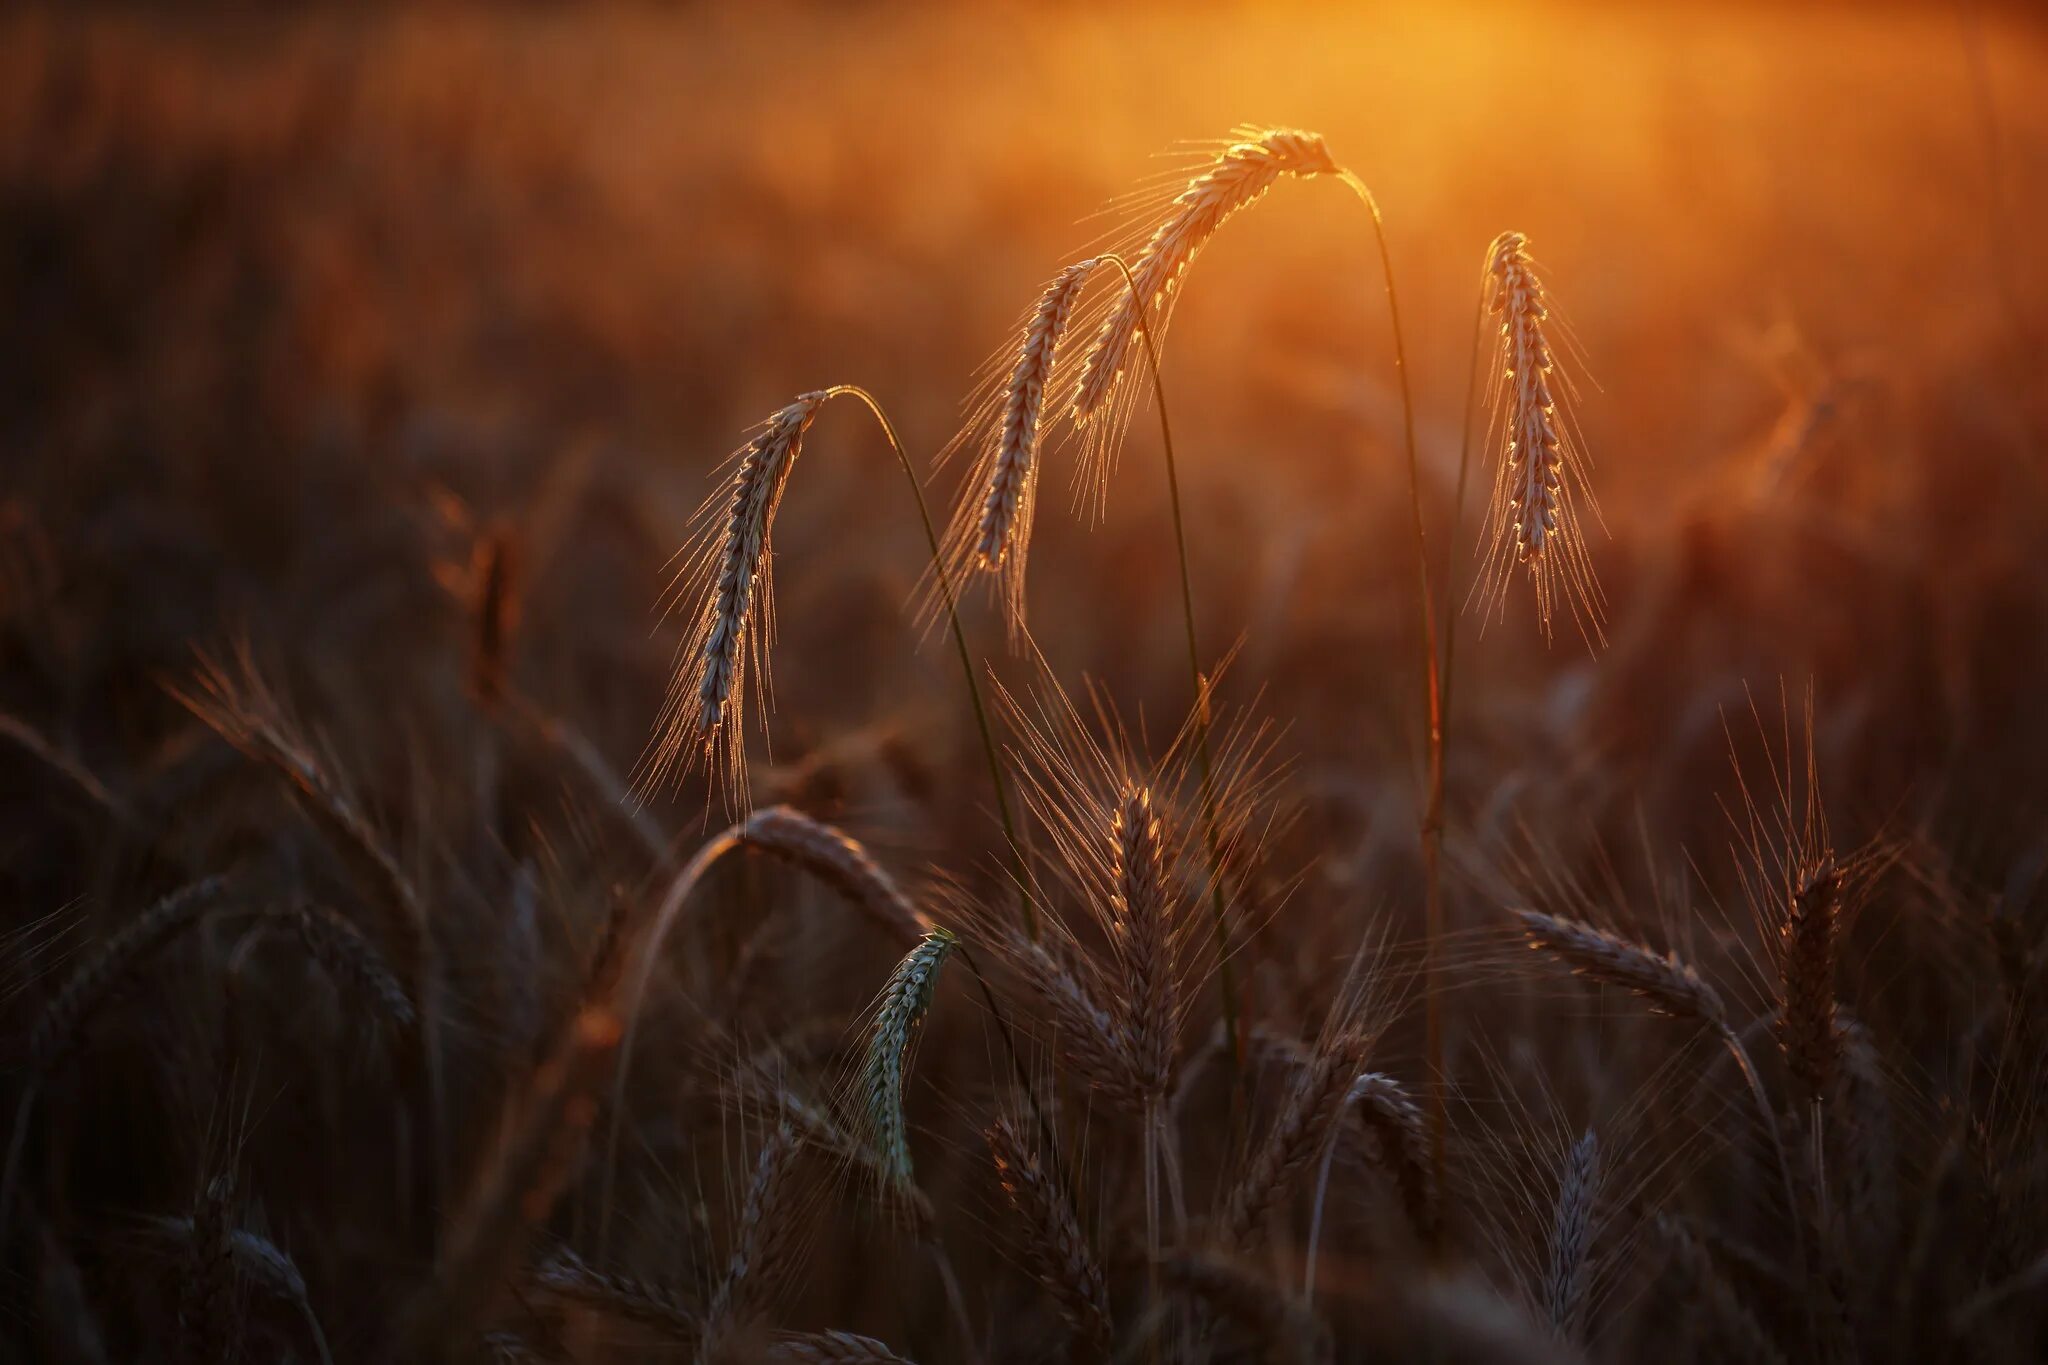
8 125 2046 1365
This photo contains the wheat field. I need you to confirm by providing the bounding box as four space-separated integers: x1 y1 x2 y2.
3 3 2047 1362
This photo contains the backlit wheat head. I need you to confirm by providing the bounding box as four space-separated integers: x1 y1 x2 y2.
644 391 828 803
1476 232 1604 642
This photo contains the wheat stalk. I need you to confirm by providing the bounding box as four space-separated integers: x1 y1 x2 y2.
1476 231 1602 640
987 1115 1113 1360
859 928 958 1194
1541 1128 1600 1344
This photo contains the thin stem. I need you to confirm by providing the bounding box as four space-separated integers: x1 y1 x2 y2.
1095 254 1246 1091
825 386 1036 941
1333 170 1448 1249
1717 1024 1817 1347
1442 272 1489 738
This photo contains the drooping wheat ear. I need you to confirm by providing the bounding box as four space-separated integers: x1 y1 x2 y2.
1110 785 1177 1103
1654 1215 1788 1365
767 1330 918 1364
1541 1129 1600 1344
986 1116 1113 1360
859 929 957 1193
1347 1073 1436 1242
739 806 927 945
1477 231 1602 640
1778 857 1843 1110
30 875 237 1074
1016 938 1146 1111
1070 129 1339 438
532 1248 701 1347
646 391 829 799
1305 1071 1433 1303
700 1123 804 1360
154 1216 334 1365
1221 1040 1358 1247
1513 910 1728 1028
290 903 417 1033
966 258 1097 634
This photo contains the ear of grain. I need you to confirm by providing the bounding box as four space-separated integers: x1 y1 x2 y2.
859 929 958 1194
645 390 830 800
1346 1073 1436 1243
1071 129 1338 433
700 1123 804 1363
28 875 237 1075
1109 785 1177 1103
1221 1040 1358 1247
1541 1128 1600 1344
290 903 417 1033
768 1330 918 1364
986 1115 1113 1360
1476 231 1603 641
532 1248 701 1346
1513 909 1727 1028
738 805 927 945
1015 938 1146 1112
180 1172 241 1365
1779 857 1844 1110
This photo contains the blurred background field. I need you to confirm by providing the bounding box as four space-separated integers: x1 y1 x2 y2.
3 2 2048 1360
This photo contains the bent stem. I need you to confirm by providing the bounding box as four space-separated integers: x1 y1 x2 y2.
1715 1024 1816 1347
1098 254 1246 1092
1333 170 1448 1245
823 385 1036 941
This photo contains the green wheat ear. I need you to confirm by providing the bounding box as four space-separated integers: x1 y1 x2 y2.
859 927 959 1193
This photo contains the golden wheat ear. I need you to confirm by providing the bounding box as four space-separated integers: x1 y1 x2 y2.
1475 231 1605 644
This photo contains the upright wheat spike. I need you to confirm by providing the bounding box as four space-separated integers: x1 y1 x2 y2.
859 929 958 1194
1110 785 1178 1102
1071 130 1337 438
1477 232 1602 639
700 1123 804 1363
1542 1129 1601 1344
1779 857 1844 1111
987 1116 1113 1360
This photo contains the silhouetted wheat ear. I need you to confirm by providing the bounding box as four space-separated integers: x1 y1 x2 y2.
974 258 1096 627
290 903 416 1033
1016 938 1145 1111
1542 1129 1600 1343
1479 231 1602 639
701 1123 803 1361
649 390 829 797
181 1171 240 1365
768 1330 918 1364
31 875 235 1074
859 929 957 1193
1222 1040 1358 1246
1110 784 1177 1101
987 1116 1113 1359
1346 1073 1436 1242
738 806 927 945
1071 129 1338 429
533 1248 702 1346
1779 857 1843 1109
1514 909 1728 1027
